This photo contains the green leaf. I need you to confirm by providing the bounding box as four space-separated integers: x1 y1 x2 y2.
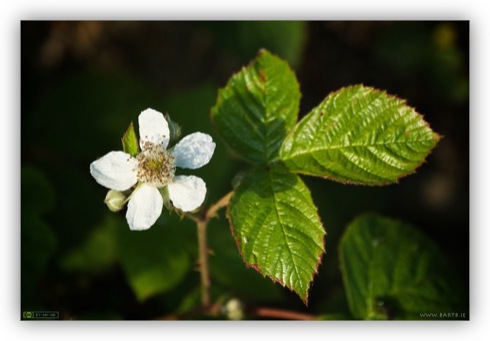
339 214 467 320
121 121 139 156
21 166 57 305
211 49 300 164
316 313 351 320
228 165 325 303
280 85 440 185
59 214 118 274
117 221 190 302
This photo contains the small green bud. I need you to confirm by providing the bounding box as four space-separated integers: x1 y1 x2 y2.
104 190 127 212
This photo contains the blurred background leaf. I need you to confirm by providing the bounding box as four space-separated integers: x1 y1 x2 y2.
21 166 57 309
204 21 306 68
59 213 118 275
117 215 191 302
339 214 467 320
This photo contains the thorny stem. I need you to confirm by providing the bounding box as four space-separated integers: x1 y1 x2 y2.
186 191 320 320
166 187 323 320
188 191 234 309
196 219 211 307
205 191 234 221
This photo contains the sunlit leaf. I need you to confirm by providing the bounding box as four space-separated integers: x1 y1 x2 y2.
280 85 440 185
211 49 300 164
228 165 325 303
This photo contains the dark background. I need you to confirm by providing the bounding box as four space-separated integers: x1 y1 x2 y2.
21 21 469 320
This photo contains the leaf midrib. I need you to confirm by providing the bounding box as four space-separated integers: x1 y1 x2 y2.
282 137 436 160
266 170 305 294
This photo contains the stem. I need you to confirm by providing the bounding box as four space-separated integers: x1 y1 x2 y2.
254 307 317 320
205 191 234 220
191 191 234 310
197 219 211 307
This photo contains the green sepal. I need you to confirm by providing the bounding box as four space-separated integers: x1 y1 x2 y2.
165 113 182 144
121 121 139 157
159 186 173 212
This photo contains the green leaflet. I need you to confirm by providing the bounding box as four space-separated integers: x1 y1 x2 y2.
212 51 442 306
339 214 467 320
118 220 190 302
280 85 440 185
228 166 325 303
121 121 139 157
211 49 300 164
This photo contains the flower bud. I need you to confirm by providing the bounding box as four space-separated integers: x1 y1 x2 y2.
223 298 245 320
104 190 127 212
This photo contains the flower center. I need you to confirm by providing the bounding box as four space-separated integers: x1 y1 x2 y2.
137 141 175 187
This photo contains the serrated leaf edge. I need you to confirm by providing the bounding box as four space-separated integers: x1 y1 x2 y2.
226 172 326 305
210 49 301 165
280 84 441 186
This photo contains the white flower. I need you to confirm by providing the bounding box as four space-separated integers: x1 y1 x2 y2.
90 108 216 231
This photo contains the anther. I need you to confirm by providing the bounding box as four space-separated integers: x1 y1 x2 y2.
136 141 175 187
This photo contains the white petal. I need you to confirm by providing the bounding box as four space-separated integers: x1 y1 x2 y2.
168 175 206 212
138 108 170 149
126 183 163 231
172 132 216 169
90 151 138 191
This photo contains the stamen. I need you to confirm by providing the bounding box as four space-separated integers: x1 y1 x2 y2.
136 141 175 187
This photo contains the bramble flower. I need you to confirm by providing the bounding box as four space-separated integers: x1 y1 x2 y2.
90 108 216 230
